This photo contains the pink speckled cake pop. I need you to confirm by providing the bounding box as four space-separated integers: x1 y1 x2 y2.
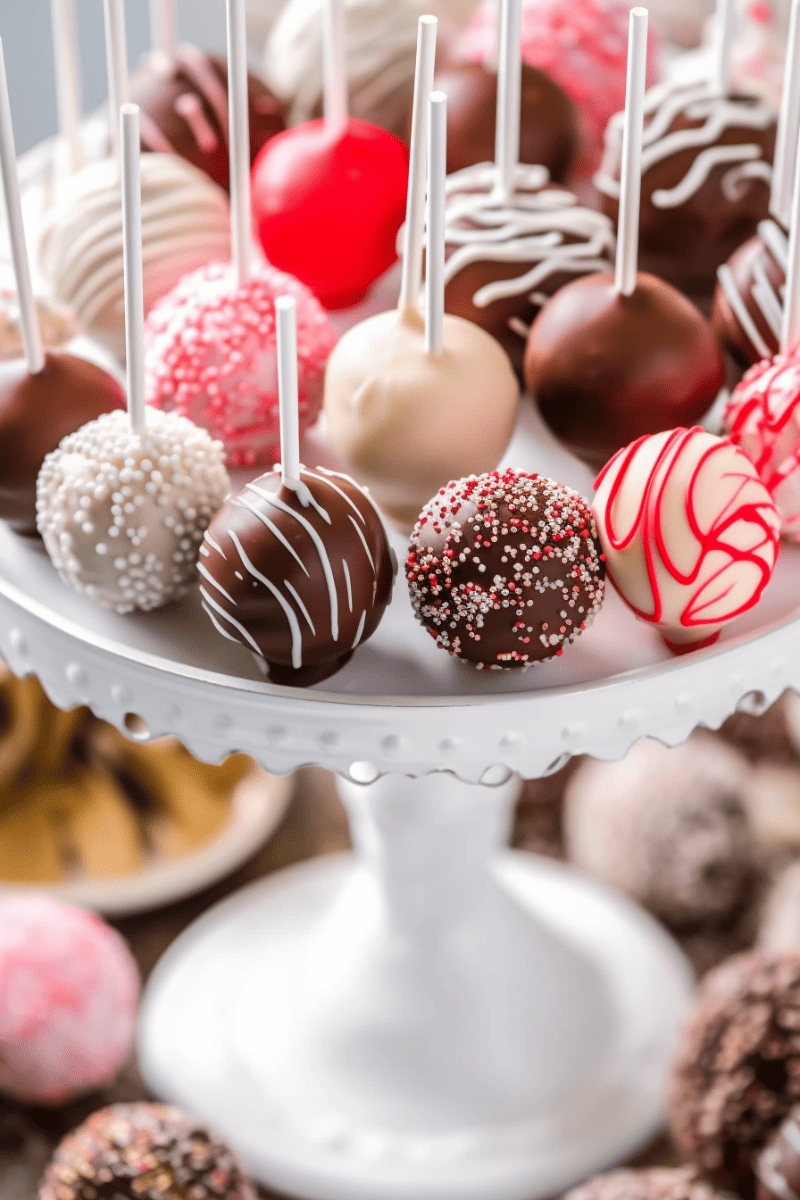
0 895 139 1104
461 0 660 178
144 261 336 465
725 355 800 543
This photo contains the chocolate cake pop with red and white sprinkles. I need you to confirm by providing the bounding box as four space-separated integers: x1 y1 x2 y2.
36 408 230 613
199 466 396 686
144 261 337 467
39 1102 257 1200
405 469 606 670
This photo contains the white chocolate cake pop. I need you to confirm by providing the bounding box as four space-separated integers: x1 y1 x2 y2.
36 406 229 613
592 426 781 653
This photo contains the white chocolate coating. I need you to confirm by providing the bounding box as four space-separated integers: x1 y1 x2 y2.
37 153 231 361
36 408 230 613
592 427 780 649
595 80 775 209
323 307 519 530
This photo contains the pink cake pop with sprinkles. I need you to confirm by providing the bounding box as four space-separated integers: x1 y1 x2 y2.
460 0 660 178
0 895 139 1104
144 0 336 466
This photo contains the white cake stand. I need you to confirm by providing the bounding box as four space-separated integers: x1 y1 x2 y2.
7 131 800 1200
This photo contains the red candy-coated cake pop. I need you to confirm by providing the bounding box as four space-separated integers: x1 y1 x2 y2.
524 271 726 470
724 354 800 543
144 261 337 466
592 426 781 653
251 117 409 309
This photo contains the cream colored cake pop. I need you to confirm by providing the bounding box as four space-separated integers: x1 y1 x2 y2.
324 52 519 530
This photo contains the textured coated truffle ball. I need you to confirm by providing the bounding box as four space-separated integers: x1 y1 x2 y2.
38 1102 257 1200
406 468 605 669
669 952 800 1193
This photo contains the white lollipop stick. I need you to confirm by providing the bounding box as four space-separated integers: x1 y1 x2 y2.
780 125 800 354
398 15 437 317
0 39 44 375
120 104 145 435
276 296 301 488
323 0 347 135
771 0 800 226
426 91 446 357
149 0 177 58
227 0 250 283
712 0 735 96
103 0 129 158
495 0 522 201
50 0 83 173
614 7 648 298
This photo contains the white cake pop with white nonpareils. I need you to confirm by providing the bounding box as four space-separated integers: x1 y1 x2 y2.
36 407 229 613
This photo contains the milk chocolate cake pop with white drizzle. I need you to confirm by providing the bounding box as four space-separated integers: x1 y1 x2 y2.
595 0 776 296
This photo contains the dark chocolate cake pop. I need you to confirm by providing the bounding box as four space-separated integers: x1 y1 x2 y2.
129 47 286 192
405 468 606 670
443 163 616 370
713 219 787 368
757 1106 800 1200
669 952 800 1194
524 271 726 470
0 352 125 536
420 58 581 183
199 467 396 686
565 1167 735 1200
38 1102 257 1200
595 81 777 297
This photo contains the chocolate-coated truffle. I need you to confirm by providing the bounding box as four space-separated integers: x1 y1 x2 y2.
38 1102 257 1200
0 352 125 536
130 47 286 192
713 219 787 369
669 952 800 1193
565 1167 735 1200
406 468 605 670
595 81 777 297
757 1106 800 1200
199 467 396 686
426 59 581 182
525 272 726 470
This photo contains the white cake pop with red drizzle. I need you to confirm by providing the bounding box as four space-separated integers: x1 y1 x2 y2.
592 426 781 653
36 106 230 615
144 261 336 467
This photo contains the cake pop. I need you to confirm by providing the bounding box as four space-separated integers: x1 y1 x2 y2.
0 289 74 359
39 1103 257 1200
527 9 726 470
565 1168 733 1200
724 355 800 542
461 0 660 178
406 468 606 669
200 296 395 686
0 37 125 538
252 0 409 309
37 106 230 614
37 0 232 360
0 895 139 1104
325 65 519 528
563 735 756 928
592 426 781 653
669 952 800 1192
130 20 286 193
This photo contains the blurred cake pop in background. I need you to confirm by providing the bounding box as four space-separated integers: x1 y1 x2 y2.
564 1167 733 1200
713 219 786 367
0 290 74 359
460 0 660 178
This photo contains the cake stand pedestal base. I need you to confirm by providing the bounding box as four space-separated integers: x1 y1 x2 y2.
138 771 694 1200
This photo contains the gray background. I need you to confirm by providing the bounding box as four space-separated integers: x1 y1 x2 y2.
2 1 228 154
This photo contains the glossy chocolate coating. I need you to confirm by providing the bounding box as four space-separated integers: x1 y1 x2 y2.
525 272 726 470
712 223 786 369
0 352 125 536
406 469 605 670
199 468 396 687
129 49 286 192
598 93 776 297
418 59 580 183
